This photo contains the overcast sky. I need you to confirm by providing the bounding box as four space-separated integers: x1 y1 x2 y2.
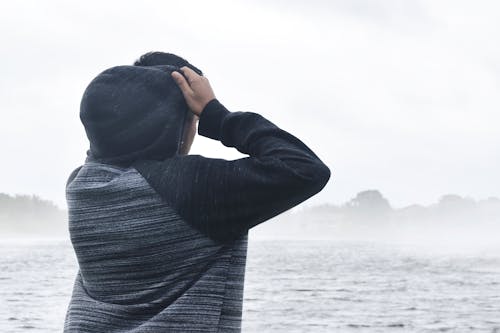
0 0 498 210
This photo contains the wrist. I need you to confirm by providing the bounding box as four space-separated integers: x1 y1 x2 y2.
197 99 231 140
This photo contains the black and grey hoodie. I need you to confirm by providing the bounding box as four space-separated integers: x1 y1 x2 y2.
63 64 331 332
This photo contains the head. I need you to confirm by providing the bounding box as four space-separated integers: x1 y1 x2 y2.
134 51 202 155
80 52 204 166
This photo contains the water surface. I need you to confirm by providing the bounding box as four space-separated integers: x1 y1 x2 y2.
1 239 499 332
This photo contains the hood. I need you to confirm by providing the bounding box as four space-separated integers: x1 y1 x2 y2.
80 64 190 167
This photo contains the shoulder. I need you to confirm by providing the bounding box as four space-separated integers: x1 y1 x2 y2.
66 162 146 192
66 165 84 188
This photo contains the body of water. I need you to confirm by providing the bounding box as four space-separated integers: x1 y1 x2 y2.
1 239 499 332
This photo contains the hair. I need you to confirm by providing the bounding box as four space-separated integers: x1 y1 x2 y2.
133 51 203 76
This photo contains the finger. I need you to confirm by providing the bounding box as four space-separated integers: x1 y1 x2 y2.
180 66 201 84
171 71 193 95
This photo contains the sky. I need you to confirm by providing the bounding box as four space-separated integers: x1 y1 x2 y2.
0 0 498 210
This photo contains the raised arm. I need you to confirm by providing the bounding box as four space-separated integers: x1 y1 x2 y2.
132 67 331 242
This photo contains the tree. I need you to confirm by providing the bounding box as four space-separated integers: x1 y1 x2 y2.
344 190 392 220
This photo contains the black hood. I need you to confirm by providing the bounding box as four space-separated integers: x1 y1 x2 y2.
80 64 191 167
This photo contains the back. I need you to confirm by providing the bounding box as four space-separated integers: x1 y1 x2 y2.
64 162 248 332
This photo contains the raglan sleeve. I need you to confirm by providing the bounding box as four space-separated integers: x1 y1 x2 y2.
132 98 331 242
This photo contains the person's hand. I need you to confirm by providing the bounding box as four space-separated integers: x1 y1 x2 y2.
171 66 216 116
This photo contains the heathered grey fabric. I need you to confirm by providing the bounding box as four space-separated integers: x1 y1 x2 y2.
64 162 247 332
64 98 331 332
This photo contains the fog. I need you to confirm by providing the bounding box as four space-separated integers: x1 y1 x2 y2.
0 193 67 240
251 190 500 255
2 190 499 255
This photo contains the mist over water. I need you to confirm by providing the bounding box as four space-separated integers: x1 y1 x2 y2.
252 190 500 255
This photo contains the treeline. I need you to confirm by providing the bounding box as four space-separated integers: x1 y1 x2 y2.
297 190 500 224
1 190 499 239
250 190 500 240
0 192 67 237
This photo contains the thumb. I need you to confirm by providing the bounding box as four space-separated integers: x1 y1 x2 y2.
171 71 193 96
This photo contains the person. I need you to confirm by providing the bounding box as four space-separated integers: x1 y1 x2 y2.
63 51 331 332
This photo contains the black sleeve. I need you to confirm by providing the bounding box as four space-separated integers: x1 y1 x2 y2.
132 99 331 242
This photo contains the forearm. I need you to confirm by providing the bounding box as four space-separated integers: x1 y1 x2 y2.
198 98 330 184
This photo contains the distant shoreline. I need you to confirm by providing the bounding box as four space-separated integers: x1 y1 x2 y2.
1 190 499 240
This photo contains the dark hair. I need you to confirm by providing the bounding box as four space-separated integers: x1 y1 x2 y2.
133 51 203 76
